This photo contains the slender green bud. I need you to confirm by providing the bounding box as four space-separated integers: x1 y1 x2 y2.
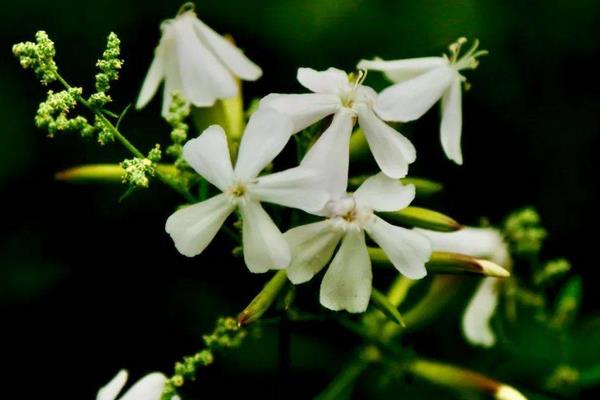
348 176 443 197
369 248 509 278
406 358 527 400
551 276 582 328
238 270 288 326
378 206 462 232
55 163 180 183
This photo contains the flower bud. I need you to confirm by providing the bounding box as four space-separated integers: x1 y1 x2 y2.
378 206 461 232
238 270 288 326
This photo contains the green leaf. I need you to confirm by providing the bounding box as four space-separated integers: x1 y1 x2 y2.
371 288 405 326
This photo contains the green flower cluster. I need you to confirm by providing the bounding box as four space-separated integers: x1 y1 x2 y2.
89 32 123 109
504 207 548 256
161 317 246 400
12 31 58 85
35 88 94 138
165 92 191 169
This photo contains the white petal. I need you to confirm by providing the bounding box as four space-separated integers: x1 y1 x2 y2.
356 104 416 179
240 200 291 272
96 370 128 400
415 227 506 262
191 17 262 81
160 35 184 117
358 57 447 83
250 166 329 213
301 108 354 200
320 229 372 313
172 16 237 107
366 217 431 279
375 65 455 122
354 172 415 212
462 278 499 347
297 67 350 94
183 125 234 191
136 48 165 110
234 108 294 181
259 93 341 133
440 75 463 164
118 372 166 400
284 220 343 284
165 194 235 257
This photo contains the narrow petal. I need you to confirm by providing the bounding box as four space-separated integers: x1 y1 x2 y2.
357 104 416 179
250 166 329 212
136 47 164 110
320 229 372 313
366 217 431 279
297 67 350 94
234 108 294 181
240 200 291 272
375 65 455 122
440 75 463 164
259 93 341 133
96 370 127 400
118 372 166 400
462 278 499 347
173 16 237 107
354 172 415 212
165 194 235 257
183 125 234 191
192 17 262 80
284 220 343 284
415 227 507 262
357 57 447 83
301 108 354 200
160 35 184 117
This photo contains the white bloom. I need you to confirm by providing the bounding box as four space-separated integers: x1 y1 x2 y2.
285 173 431 313
166 109 329 273
136 6 262 117
417 227 510 347
260 67 416 179
96 370 174 400
358 38 487 164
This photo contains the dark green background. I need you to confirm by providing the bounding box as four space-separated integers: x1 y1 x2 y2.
1 0 599 398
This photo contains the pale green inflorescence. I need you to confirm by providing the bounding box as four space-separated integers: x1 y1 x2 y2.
12 31 58 85
504 207 547 255
35 88 95 138
165 91 191 169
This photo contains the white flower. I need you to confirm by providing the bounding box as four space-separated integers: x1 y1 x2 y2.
285 173 431 313
358 38 487 165
165 109 329 273
417 227 510 347
96 370 174 400
136 5 262 117
260 67 416 179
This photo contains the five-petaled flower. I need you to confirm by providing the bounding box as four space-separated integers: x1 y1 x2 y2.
417 227 510 347
358 37 487 165
96 370 173 400
260 67 417 179
166 109 329 273
285 173 432 313
136 4 262 116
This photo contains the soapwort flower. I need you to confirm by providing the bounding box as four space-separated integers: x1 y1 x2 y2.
136 3 262 116
417 227 510 347
285 173 431 313
358 38 487 164
166 109 329 273
96 370 172 400
260 67 416 179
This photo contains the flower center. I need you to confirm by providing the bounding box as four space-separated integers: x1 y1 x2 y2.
230 183 246 198
341 69 368 108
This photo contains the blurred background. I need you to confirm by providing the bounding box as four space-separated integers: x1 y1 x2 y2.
1 0 599 398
